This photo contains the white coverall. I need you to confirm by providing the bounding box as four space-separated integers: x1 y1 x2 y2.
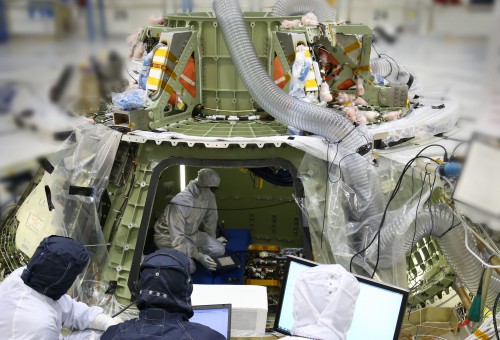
154 169 225 272
281 265 360 340
0 267 103 340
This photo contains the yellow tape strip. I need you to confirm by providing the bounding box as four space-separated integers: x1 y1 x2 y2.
154 48 178 65
147 77 163 89
149 78 175 96
343 40 361 54
473 329 489 340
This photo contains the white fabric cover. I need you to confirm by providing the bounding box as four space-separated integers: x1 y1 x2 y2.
154 168 224 271
0 267 103 340
291 265 360 340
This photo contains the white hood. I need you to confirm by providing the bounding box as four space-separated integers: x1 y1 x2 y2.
291 265 360 340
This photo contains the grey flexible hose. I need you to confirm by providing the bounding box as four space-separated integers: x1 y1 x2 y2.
270 0 336 22
373 204 500 307
370 57 412 86
212 0 380 220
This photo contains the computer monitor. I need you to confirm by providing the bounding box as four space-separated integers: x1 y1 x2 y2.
191 304 232 339
453 135 500 218
274 256 409 340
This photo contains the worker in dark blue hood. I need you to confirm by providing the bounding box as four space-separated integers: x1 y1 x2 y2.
0 235 117 340
21 235 90 300
102 248 226 340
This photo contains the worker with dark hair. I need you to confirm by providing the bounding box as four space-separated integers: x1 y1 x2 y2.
101 248 225 340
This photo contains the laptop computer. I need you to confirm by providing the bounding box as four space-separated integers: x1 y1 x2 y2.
191 304 232 339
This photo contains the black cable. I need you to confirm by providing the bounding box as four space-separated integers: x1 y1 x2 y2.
321 142 334 249
349 155 440 277
371 43 381 58
426 169 438 236
451 141 468 160
493 291 500 340
379 54 403 80
415 144 448 162
350 156 416 275
407 172 429 272
437 221 461 239
112 300 137 318
319 126 364 248
328 151 370 184
327 133 371 184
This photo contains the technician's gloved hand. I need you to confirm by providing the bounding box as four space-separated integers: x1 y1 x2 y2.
217 236 228 245
195 253 217 271
89 313 120 331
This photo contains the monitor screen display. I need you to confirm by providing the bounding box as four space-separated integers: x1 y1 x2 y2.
274 257 408 340
191 304 231 339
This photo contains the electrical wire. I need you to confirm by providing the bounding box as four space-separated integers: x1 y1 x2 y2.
407 171 430 274
464 309 500 339
320 130 370 247
451 141 468 159
426 169 438 236
371 43 381 58
415 144 448 161
348 154 440 277
320 141 335 249
112 300 137 318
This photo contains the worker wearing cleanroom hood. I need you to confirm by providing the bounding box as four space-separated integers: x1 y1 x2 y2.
101 248 225 340
154 168 226 272
281 265 360 340
0 235 117 339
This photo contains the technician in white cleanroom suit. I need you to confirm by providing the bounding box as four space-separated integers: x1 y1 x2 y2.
281 265 360 340
0 235 117 340
154 168 226 272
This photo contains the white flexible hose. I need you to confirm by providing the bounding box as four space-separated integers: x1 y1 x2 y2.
270 0 336 22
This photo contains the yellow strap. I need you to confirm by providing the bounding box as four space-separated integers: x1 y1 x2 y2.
354 65 371 73
473 329 489 340
154 48 178 65
343 40 361 54
152 63 177 80
148 78 175 95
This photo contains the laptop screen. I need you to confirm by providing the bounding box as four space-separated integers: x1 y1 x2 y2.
191 304 231 339
274 256 409 340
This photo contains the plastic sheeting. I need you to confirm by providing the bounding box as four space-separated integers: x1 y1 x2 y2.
15 122 121 305
298 152 434 287
78 280 138 321
369 94 459 146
